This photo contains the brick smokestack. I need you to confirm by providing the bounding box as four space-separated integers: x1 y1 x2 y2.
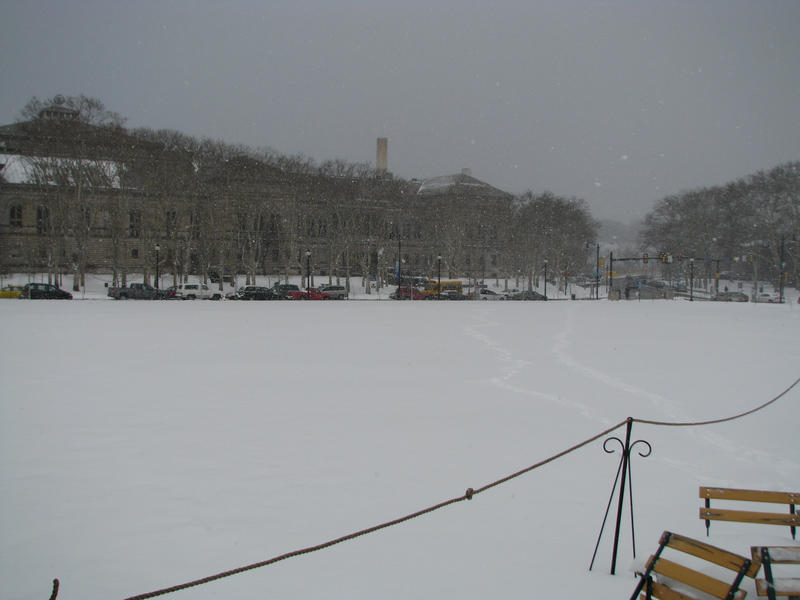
376 138 388 174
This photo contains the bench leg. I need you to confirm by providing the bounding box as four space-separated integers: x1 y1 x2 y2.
760 547 777 600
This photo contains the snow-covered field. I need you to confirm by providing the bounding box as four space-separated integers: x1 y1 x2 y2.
1 287 798 600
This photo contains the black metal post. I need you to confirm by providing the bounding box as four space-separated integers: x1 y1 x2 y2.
690 259 694 301
154 243 160 289
610 419 633 575
609 251 614 297
397 237 402 295
305 250 311 299
596 244 600 299
544 260 548 299
589 417 652 574
779 237 785 304
437 255 442 300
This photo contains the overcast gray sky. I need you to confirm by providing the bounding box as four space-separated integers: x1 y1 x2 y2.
2 0 799 222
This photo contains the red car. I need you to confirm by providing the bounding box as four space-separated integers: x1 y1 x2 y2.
390 286 425 300
285 287 332 300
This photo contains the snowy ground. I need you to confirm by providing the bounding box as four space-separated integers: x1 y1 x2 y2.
1 282 798 600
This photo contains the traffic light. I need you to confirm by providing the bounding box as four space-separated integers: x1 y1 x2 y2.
643 253 649 264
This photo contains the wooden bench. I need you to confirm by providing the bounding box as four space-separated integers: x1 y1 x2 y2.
700 487 799 539
750 546 800 600
629 530 753 600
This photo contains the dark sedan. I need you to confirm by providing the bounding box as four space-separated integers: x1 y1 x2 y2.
236 286 280 300
509 290 547 301
20 283 73 299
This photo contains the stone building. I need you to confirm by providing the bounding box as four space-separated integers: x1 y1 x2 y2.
1 105 514 287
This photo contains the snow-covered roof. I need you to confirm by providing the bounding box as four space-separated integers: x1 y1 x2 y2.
0 153 122 188
416 173 511 199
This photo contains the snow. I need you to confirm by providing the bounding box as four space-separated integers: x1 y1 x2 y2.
0 153 122 187
1 281 799 600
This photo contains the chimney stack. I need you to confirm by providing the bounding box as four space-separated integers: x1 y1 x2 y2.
376 138 388 174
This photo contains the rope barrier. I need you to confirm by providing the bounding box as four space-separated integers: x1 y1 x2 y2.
633 374 800 427
122 418 630 600
47 375 798 600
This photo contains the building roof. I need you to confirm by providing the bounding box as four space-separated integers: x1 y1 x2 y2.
416 172 512 200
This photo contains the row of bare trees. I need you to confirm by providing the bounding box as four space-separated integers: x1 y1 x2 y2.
640 162 800 287
11 96 599 292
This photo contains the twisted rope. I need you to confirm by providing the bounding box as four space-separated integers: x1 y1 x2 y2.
633 374 800 427
122 419 629 600
49 375 798 600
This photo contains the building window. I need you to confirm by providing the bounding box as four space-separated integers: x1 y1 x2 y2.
9 205 22 227
36 206 50 235
129 210 141 238
131 248 139 259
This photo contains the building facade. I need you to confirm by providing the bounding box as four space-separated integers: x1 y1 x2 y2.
1 108 514 287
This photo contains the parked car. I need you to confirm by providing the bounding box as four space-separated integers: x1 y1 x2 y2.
0 285 24 299
271 283 300 298
389 286 425 300
509 290 548 301
173 283 222 300
107 282 168 300
437 289 468 300
472 288 505 300
318 284 348 300
19 283 73 299
235 285 280 300
286 287 332 300
755 292 777 303
713 291 748 302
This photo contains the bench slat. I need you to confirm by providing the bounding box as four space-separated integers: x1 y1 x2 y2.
668 532 752 573
640 579 703 600
760 546 800 564
700 487 799 504
755 577 800 596
700 507 800 527
652 557 740 599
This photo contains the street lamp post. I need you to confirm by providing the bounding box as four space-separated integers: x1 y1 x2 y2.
779 237 786 304
397 236 402 296
595 243 600 300
437 254 442 300
544 261 549 298
377 247 384 292
305 250 311 299
689 258 694 301
154 243 160 289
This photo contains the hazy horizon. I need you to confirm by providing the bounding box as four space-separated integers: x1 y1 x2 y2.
2 0 799 223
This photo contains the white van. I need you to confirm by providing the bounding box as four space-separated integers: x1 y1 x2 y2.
174 283 221 300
